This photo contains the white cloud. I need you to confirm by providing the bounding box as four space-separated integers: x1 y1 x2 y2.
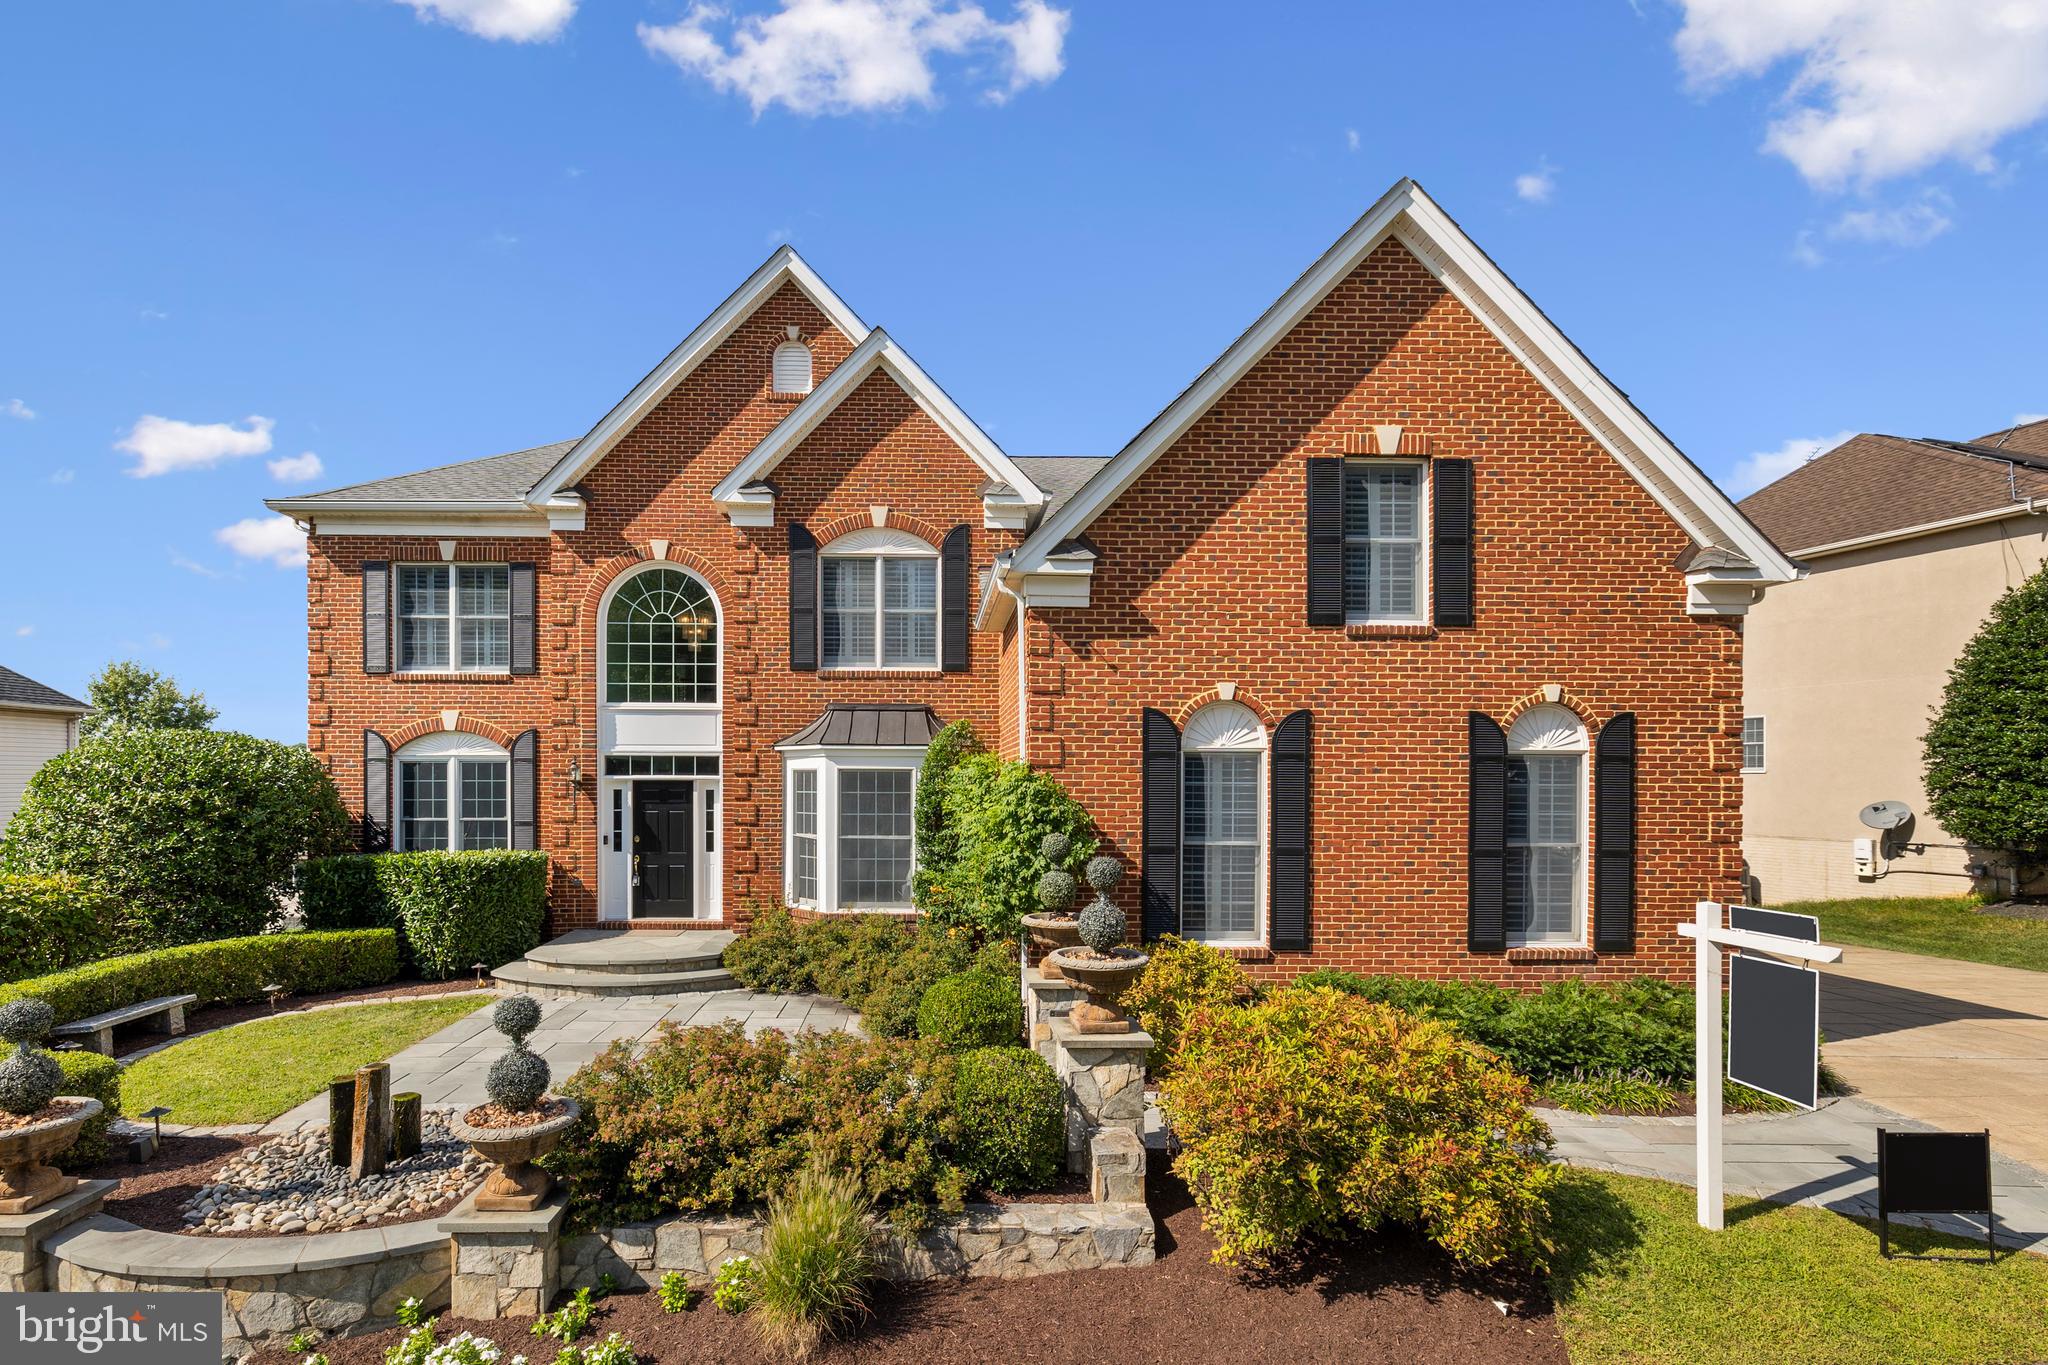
639 0 1070 116
393 0 575 42
1515 158 1558 204
2017 412 2048 425
140 308 170 321
48 468 75 485
216 515 308 568
1826 189 1954 247
115 414 274 478
1673 0 2048 189
1791 229 1826 267
14 626 32 638
4 398 33 420
1345 128 1360 152
1726 430 1857 496
169 551 230 580
268 451 325 483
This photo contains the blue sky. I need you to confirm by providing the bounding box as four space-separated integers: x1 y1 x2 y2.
4 0 2047 740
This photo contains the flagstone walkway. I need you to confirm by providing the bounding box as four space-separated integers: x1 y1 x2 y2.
1543 1095 2048 1254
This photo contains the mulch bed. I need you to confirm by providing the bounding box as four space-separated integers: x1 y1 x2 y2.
111 979 482 1059
1978 900 2048 923
78 1133 261 1232
251 1155 1565 1365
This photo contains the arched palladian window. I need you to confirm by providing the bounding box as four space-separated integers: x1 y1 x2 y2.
1505 704 1588 945
1181 701 1266 944
605 567 719 704
772 332 814 395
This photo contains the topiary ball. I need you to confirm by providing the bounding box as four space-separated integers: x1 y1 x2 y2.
1084 855 1124 893
486 1047 550 1112
1035 869 1078 914
0 1000 56 1047
493 995 542 1046
1078 895 1127 955
1038 831 1072 866
0 1044 63 1118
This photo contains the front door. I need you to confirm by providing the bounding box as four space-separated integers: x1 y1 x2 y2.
633 781 694 918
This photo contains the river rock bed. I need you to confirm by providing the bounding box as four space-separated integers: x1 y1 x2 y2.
180 1112 486 1235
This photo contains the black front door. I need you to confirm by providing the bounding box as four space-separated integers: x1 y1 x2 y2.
633 782 694 918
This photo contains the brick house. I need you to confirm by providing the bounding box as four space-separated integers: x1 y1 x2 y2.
269 179 1794 984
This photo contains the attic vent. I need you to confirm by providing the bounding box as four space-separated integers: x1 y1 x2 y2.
773 327 814 395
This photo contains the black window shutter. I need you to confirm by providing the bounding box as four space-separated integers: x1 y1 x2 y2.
1433 458 1474 628
1305 458 1345 626
1269 710 1312 952
788 523 818 671
1594 713 1638 954
510 728 539 851
940 524 970 673
362 562 391 675
362 730 392 852
1467 712 1507 952
509 563 538 675
1140 708 1182 941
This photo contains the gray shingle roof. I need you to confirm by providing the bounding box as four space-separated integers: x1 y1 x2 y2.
777 704 943 749
273 441 576 507
0 665 87 713
1013 456 1109 520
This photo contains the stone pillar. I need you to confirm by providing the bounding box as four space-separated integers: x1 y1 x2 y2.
0 1180 112 1291
443 1194 565 1319
1049 1017 1150 1175
1023 974 1086 1069
1088 1129 1146 1207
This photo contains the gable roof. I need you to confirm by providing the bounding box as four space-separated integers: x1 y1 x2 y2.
710 328 1044 512
1976 416 2048 459
269 441 574 513
1740 431 2048 557
0 664 87 714
1012 456 1109 521
526 246 871 506
1005 178 1797 586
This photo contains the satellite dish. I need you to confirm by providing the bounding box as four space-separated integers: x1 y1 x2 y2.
1860 801 1914 831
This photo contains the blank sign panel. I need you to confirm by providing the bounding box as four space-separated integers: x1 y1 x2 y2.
1727 952 1819 1109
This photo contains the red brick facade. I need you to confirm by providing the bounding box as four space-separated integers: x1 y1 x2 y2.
298 233 1745 985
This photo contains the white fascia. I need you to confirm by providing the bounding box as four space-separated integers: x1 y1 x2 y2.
978 543 1096 632
265 497 557 539
525 246 871 509
711 329 1045 529
1685 563 1780 616
1003 179 1799 600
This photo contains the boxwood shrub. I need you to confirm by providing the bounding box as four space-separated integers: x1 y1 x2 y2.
55 1050 122 1172
915 971 1021 1051
0 873 115 984
298 850 547 979
0 929 400 1022
953 1046 1062 1194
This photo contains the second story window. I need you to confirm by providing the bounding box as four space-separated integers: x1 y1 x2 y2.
820 532 938 669
1742 716 1766 772
1343 459 1426 624
398 564 509 672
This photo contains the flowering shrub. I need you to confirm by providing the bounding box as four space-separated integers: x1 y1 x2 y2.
553 1022 972 1232
384 1324 528 1365
1120 935 1251 1074
1161 986 1558 1270
713 1256 756 1313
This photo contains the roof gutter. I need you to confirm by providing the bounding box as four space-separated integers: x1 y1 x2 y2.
1789 500 2048 561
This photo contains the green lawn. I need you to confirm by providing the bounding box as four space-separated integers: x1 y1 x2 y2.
1548 1170 2048 1365
1773 895 2048 973
120 995 487 1125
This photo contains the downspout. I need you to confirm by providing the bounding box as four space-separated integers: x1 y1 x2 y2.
996 573 1029 765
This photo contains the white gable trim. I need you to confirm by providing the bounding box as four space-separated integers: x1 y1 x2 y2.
710 329 1044 526
526 247 870 507
1005 179 1798 596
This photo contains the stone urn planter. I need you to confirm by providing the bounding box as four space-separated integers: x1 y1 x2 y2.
1020 914 1083 980
451 995 577 1212
1044 854 1149 1033
1022 832 1085 981
0 1000 98 1214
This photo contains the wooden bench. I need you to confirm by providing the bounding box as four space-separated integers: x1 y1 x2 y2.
52 994 198 1056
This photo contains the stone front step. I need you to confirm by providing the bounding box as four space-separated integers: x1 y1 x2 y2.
522 928 734 977
490 959 737 1000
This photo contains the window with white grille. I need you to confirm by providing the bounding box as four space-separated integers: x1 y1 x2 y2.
1342 459 1427 624
397 564 509 672
1179 701 1266 945
1503 705 1587 946
1742 716 1766 772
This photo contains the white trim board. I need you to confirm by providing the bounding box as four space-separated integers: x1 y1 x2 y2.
1003 179 1798 594
527 247 872 507
711 329 1044 521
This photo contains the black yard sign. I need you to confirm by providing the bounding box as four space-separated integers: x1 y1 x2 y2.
1726 952 1819 1109
1877 1129 1996 1260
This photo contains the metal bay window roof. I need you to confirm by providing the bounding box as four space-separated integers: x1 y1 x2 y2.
777 703 943 750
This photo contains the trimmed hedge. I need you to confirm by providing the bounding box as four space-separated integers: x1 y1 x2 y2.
0 873 115 984
297 851 547 979
915 971 1022 1051
0 930 400 1023
954 1046 1063 1194
55 1050 122 1172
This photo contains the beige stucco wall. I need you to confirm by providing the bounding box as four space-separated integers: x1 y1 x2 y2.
1742 511 2048 904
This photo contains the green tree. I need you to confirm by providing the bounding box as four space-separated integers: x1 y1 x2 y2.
1923 564 2048 873
78 660 218 738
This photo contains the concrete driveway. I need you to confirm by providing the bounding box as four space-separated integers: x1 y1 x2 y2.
1819 945 2048 1172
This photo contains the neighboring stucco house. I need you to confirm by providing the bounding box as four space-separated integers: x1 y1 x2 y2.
0 665 87 830
268 179 1793 984
1739 418 2048 903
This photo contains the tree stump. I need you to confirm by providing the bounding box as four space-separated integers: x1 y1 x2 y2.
327 1076 356 1167
392 1092 422 1160
350 1062 392 1179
